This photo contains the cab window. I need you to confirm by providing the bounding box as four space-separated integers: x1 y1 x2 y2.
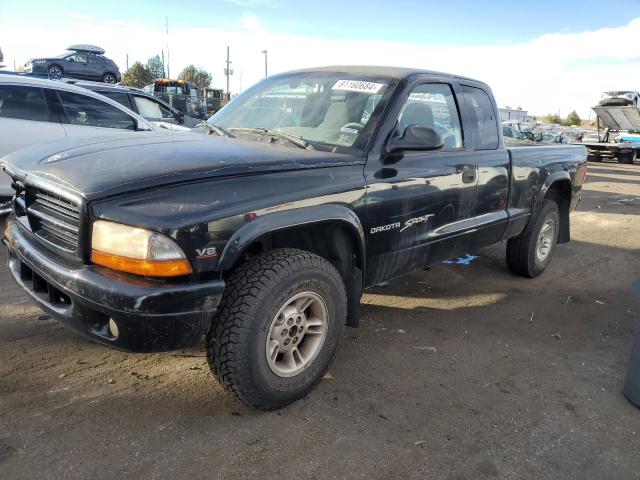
58 91 135 129
397 83 463 150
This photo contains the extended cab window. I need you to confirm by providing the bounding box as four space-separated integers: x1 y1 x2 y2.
0 85 50 122
461 85 499 150
58 91 135 130
397 83 462 150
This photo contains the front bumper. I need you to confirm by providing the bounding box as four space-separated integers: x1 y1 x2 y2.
3 216 225 352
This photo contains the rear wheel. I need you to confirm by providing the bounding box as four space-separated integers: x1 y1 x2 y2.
620 151 637 164
102 72 117 84
206 248 347 410
506 200 560 278
47 64 63 79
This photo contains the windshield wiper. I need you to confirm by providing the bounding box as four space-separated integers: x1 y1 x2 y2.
197 122 235 138
230 127 315 150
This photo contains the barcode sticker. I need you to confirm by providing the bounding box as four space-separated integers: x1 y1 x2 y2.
332 80 385 94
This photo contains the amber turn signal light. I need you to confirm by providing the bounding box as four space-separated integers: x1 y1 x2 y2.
92 250 193 277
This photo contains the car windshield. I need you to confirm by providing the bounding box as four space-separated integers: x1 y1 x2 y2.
209 72 397 151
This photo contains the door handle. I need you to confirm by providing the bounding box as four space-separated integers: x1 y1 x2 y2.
461 169 476 184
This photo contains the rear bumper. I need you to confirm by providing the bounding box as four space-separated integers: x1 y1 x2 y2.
3 216 224 352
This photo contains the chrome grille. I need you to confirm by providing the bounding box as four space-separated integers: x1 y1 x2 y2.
28 188 81 252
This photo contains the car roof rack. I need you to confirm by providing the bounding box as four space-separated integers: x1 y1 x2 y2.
67 44 105 55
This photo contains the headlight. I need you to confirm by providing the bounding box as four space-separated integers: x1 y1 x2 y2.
32 60 46 65
91 220 192 277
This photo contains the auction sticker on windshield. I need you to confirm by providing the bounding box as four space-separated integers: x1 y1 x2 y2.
332 80 385 94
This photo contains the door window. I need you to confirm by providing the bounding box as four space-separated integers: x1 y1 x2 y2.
66 53 87 63
133 95 174 119
0 85 50 122
96 91 134 111
461 85 499 150
397 83 462 150
58 91 135 129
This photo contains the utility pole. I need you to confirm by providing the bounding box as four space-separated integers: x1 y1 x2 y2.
126 54 129 71
165 16 170 79
261 49 268 77
225 46 233 98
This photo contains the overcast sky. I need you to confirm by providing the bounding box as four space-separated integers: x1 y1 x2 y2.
1 0 640 118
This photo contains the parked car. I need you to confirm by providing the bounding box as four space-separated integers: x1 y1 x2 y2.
60 79 201 128
534 130 567 144
2 66 588 410
22 45 121 83
0 74 158 198
598 91 640 107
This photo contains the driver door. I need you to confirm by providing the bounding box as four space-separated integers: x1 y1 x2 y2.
363 80 478 285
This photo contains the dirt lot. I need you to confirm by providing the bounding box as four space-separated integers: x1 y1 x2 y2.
1 162 639 480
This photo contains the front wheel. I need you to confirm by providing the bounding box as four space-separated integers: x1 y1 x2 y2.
206 248 347 410
506 200 560 278
47 64 63 79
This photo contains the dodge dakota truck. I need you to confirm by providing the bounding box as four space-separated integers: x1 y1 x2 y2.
2 66 588 410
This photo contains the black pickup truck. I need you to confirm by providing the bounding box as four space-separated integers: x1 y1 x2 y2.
2 66 587 409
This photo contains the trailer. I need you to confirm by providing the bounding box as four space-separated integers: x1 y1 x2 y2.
581 105 640 164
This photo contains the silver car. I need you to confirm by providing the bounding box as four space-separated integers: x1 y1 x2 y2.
0 75 161 198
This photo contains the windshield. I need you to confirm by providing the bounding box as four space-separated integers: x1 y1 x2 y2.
209 72 397 151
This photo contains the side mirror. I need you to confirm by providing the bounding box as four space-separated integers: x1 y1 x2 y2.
387 125 444 153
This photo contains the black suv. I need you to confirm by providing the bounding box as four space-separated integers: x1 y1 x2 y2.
26 44 121 83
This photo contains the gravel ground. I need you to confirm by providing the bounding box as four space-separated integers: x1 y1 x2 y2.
0 162 639 480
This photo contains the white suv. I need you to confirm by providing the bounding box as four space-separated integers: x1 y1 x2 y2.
0 74 160 198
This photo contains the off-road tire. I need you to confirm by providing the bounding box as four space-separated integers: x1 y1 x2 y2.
206 248 347 410
506 200 560 278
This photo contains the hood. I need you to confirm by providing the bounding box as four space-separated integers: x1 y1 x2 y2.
3 134 361 201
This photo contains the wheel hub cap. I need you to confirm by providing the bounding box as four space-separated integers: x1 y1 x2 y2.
266 292 328 377
536 219 555 262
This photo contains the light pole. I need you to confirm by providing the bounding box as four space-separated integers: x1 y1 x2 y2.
165 16 170 79
261 50 268 78
225 46 233 98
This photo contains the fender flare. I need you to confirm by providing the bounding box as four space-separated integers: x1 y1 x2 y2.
534 171 572 243
217 204 366 273
535 171 571 211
